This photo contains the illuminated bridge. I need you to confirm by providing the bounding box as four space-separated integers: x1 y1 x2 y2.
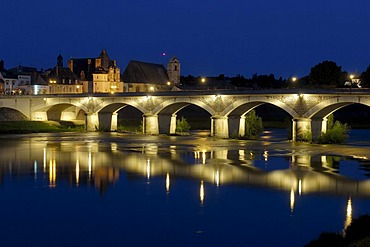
1 89 370 141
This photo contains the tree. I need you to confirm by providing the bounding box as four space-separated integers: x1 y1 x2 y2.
242 110 263 140
175 116 191 135
360 65 370 88
315 114 349 144
309 60 346 87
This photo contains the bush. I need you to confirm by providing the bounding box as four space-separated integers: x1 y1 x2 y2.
241 110 263 140
176 116 191 134
315 114 349 144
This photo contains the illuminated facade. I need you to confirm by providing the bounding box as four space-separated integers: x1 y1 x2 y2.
2 64 49 95
68 49 123 94
46 54 83 94
167 56 181 85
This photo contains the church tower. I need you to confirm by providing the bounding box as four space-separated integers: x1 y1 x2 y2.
167 56 180 85
57 53 63 67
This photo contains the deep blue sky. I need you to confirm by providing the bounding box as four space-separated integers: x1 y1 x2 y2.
1 0 370 78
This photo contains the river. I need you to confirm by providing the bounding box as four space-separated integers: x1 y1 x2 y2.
0 130 370 246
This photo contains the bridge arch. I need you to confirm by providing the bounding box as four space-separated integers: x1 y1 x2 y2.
222 97 297 138
305 96 370 138
0 107 28 120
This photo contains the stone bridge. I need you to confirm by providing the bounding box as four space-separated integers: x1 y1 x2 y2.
1 90 369 141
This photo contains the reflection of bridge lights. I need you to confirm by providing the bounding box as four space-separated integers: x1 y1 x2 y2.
49 159 57 188
111 143 117 151
34 160 37 180
76 159 80 186
146 159 151 180
263 150 268 161
202 150 207 164
239 150 245 160
166 172 170 193
43 148 47 172
200 181 205 205
290 188 295 212
298 179 302 195
344 197 353 231
215 170 220 186
88 152 92 179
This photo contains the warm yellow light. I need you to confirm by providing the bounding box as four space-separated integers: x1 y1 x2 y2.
49 159 56 188
350 74 355 79
149 86 154 91
215 170 220 186
166 172 170 193
76 160 80 185
298 179 302 195
290 188 295 212
202 150 206 164
201 78 206 83
146 159 151 180
167 81 171 86
344 197 353 230
76 85 80 89
292 77 297 82
88 151 92 179
200 181 205 204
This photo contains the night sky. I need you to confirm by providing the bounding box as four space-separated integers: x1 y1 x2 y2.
1 0 370 78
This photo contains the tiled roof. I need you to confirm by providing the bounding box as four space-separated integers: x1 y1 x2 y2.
122 60 169 84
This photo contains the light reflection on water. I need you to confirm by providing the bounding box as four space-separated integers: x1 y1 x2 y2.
0 132 370 246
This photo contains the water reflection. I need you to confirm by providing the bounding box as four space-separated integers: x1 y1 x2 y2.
1 140 370 206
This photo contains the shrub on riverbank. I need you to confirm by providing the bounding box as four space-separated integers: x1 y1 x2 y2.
315 114 349 144
239 110 263 140
305 215 370 246
176 116 191 135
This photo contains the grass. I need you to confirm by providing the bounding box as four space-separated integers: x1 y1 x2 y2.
0 121 85 134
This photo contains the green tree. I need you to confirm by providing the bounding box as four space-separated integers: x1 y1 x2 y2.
176 116 191 134
309 60 346 87
360 65 370 88
242 110 263 140
316 114 349 144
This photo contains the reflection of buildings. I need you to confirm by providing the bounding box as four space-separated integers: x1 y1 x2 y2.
0 138 369 223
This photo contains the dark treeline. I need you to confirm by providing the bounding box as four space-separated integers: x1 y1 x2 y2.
181 60 370 89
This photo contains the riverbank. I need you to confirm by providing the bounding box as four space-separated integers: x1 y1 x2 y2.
0 121 84 134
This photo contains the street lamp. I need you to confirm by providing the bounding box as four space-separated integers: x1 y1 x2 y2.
201 78 206 83
290 77 297 89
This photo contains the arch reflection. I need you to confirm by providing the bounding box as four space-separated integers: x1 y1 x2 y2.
0 140 369 201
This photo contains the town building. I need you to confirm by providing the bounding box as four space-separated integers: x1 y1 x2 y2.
2 62 48 95
45 54 82 94
122 59 177 92
68 49 123 94
167 56 181 85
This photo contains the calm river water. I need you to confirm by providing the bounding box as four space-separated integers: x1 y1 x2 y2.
1 130 370 247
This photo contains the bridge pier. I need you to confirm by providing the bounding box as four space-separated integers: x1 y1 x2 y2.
143 114 159 135
311 117 327 139
211 115 229 138
32 111 48 121
158 114 177 135
228 116 245 138
292 118 312 142
86 113 99 131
